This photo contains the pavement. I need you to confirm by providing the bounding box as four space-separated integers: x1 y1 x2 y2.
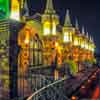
0 67 98 100
64 67 98 98
91 68 100 99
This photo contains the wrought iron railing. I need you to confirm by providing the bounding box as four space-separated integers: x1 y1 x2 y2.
17 73 57 100
27 77 68 100
26 67 98 100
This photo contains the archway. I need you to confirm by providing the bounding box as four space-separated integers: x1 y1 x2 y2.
17 21 43 97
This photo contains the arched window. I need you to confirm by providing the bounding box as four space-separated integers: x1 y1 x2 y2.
29 34 43 67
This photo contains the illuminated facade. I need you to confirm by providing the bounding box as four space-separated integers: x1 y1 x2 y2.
0 0 96 99
0 19 10 98
41 0 59 65
0 0 25 99
18 0 95 75
10 0 20 20
62 10 75 62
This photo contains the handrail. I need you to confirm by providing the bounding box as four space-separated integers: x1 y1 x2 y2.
27 77 67 100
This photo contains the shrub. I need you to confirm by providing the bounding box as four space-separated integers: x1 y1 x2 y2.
66 60 78 76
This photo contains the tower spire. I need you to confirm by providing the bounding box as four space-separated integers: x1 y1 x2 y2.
64 9 72 27
92 37 94 43
90 36 92 42
86 31 89 38
45 0 55 13
82 26 85 35
23 0 29 16
75 18 79 29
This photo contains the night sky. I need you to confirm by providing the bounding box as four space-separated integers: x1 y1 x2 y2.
28 0 100 53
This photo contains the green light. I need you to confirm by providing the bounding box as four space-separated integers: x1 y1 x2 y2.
0 0 10 19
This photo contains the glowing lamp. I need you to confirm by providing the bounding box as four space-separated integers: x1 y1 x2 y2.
25 39 29 44
74 39 79 46
87 79 91 83
55 42 58 47
81 85 85 89
71 96 77 100
25 33 29 44
84 42 88 50
74 36 79 46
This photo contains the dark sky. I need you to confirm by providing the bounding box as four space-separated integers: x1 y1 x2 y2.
28 0 100 53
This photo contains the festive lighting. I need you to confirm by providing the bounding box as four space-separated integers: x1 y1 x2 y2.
81 85 85 89
81 40 85 48
63 32 70 42
10 0 20 21
25 38 29 44
55 42 58 47
87 79 91 83
71 96 77 100
84 40 89 50
74 36 79 46
43 21 50 35
52 22 56 35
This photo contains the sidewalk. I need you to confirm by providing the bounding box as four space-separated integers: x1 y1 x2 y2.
91 69 100 99
64 67 98 98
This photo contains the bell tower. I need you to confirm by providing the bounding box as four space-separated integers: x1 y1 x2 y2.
42 0 59 36
63 10 74 43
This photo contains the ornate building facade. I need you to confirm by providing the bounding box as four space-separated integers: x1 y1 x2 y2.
0 0 96 99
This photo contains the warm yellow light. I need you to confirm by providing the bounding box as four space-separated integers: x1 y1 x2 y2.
43 22 50 35
10 0 20 21
24 30 29 44
74 40 78 46
71 96 77 100
88 43 92 51
10 12 20 20
55 42 58 47
81 41 85 48
91 44 95 52
25 39 29 44
52 22 56 35
74 37 79 46
63 32 69 42
84 40 89 50
69 32 73 42
85 44 88 50
44 28 50 35
80 38 85 48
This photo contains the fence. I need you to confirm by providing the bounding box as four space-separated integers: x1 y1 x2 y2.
27 77 68 100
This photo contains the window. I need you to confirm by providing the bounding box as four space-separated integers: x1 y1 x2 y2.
29 35 43 67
